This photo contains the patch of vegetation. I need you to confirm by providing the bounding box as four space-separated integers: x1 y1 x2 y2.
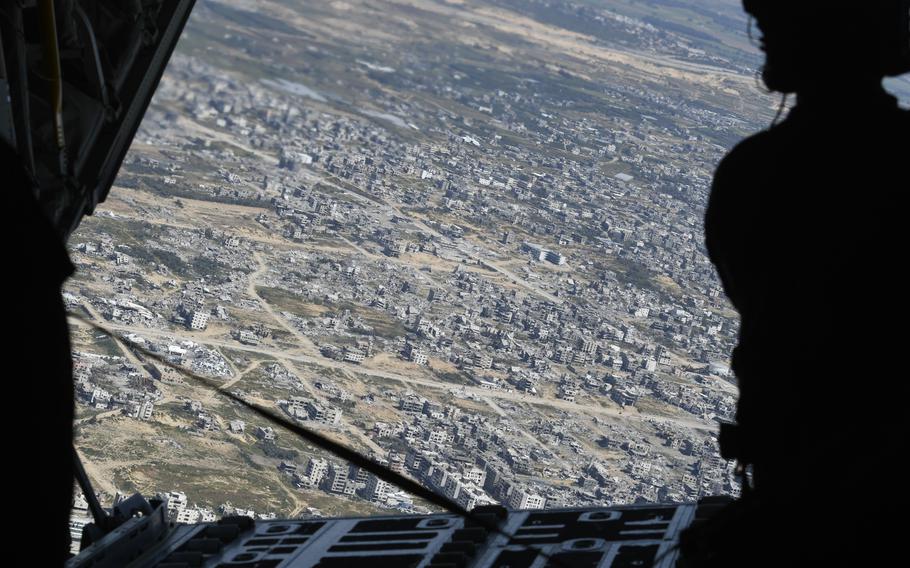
270 329 294 345
240 449 266 472
130 246 188 275
91 333 125 358
141 175 267 208
125 459 296 513
260 287 407 340
256 287 322 317
221 348 275 367
610 256 661 293
257 440 299 461
334 301 407 339
434 370 472 385
192 255 243 281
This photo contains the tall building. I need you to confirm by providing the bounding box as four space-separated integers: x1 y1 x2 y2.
508 489 546 510
362 475 393 503
305 458 329 486
324 464 356 496
138 400 154 421
189 310 209 330
404 343 428 365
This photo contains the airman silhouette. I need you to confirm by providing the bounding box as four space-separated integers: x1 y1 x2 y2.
681 2 909 566
3 140 75 564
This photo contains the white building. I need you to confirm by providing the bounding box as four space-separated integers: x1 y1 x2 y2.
456 484 494 511
508 489 546 510
545 250 566 265
162 491 187 514
176 508 201 524
343 347 365 364
256 426 276 441
362 475 392 503
175 507 216 524
399 394 425 413
463 467 486 486
305 458 329 486
305 401 342 425
237 330 259 345
521 242 565 265
325 464 356 496
138 400 154 421
69 516 91 554
404 344 428 365
189 310 209 330
426 429 447 445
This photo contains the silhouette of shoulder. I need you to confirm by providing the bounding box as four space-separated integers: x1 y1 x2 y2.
706 97 909 279
702 127 780 309
705 95 910 314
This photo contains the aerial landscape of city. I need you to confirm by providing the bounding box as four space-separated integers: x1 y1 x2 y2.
64 0 910 533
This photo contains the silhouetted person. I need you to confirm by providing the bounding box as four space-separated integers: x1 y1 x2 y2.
681 2 909 566
3 141 75 564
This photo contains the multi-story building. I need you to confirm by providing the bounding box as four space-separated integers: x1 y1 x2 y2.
399 394 425 413
305 458 329 486
138 400 154 421
508 489 546 510
162 491 187 515
404 343 428 365
324 464 356 496
343 347 365 364
362 475 392 503
305 401 342 425
189 310 209 330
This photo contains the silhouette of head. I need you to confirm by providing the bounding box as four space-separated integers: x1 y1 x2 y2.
743 1 910 94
